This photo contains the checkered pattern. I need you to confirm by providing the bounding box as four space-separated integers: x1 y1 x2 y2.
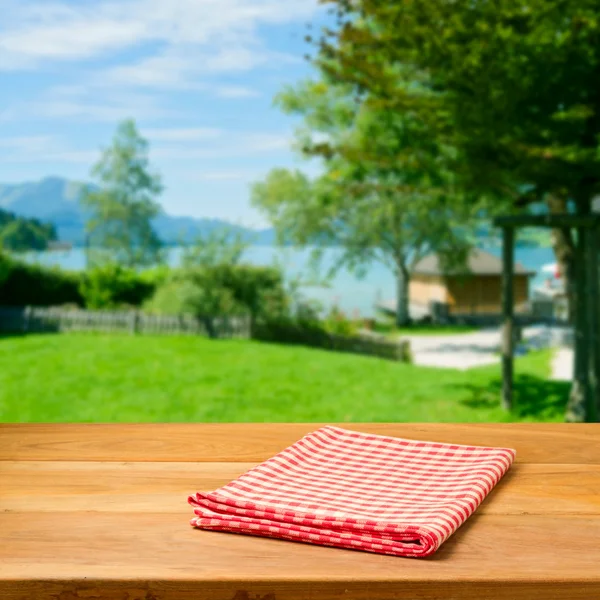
188 426 516 558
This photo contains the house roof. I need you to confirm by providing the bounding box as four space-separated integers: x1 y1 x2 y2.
413 249 535 277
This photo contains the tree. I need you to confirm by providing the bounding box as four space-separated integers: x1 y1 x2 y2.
146 229 289 335
180 228 249 270
252 78 475 326
0 209 57 252
82 119 164 268
314 0 600 419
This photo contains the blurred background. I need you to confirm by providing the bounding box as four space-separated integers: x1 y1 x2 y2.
1 0 599 423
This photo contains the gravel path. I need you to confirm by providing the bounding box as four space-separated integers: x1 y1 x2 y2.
551 348 573 381
404 330 502 370
399 326 573 375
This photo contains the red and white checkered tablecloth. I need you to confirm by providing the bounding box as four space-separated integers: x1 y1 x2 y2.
188 426 516 558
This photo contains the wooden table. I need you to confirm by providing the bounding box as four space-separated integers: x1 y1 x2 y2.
1 423 599 600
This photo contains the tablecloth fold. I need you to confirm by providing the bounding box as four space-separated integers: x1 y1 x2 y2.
189 426 515 557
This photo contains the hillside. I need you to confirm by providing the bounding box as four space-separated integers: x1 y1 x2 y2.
0 176 275 247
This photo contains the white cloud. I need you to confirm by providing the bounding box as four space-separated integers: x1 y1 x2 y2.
243 133 291 152
215 86 261 99
102 52 198 88
143 127 222 142
0 0 321 126
0 0 320 73
28 87 181 122
31 100 174 122
193 168 266 181
0 135 56 151
0 128 292 166
0 134 97 164
152 131 291 160
0 19 147 62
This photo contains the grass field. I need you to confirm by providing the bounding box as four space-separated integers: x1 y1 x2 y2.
0 333 568 422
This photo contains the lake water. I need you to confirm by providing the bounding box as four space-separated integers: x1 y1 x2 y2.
23 245 556 318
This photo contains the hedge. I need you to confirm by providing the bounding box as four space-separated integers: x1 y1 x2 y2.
0 254 83 307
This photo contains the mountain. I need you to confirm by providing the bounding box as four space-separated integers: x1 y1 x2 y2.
0 176 276 246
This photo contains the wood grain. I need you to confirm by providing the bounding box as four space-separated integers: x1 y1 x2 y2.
2 423 600 463
2 423 600 600
2 580 597 600
1 512 600 585
2 461 600 516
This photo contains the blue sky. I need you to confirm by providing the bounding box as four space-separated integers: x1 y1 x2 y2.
0 0 326 227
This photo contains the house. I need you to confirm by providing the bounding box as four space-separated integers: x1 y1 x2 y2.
408 249 535 319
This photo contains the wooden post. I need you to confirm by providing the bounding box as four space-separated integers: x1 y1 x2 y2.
130 311 140 335
587 227 600 422
501 227 515 411
22 306 32 334
566 225 591 422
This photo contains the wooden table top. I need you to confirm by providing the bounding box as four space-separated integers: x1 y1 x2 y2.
1 423 599 600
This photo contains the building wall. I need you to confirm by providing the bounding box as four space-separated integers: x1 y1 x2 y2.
409 275 448 306
446 275 529 315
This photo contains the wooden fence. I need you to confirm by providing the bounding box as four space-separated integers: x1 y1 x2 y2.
0 306 411 362
0 306 251 339
252 321 411 363
329 333 411 362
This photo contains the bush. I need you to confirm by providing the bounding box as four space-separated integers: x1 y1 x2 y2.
0 253 83 307
252 316 332 348
145 263 288 321
144 278 244 317
79 264 157 309
323 305 358 337
204 264 289 320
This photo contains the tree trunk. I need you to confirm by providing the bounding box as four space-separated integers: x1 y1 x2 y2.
563 193 599 422
565 224 589 422
546 195 576 323
395 267 410 327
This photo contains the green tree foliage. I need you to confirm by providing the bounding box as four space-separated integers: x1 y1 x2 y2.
318 0 600 207
146 278 243 323
146 231 289 328
252 78 475 325
79 264 159 310
0 253 83 307
317 0 600 420
82 119 164 268
180 229 249 269
0 253 165 309
0 208 57 252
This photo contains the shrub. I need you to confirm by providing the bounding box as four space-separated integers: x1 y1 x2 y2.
145 263 288 321
79 264 157 309
204 263 289 320
323 305 358 337
144 278 244 317
252 316 331 348
0 253 83 307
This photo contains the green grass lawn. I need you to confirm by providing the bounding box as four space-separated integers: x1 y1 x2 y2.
0 333 568 423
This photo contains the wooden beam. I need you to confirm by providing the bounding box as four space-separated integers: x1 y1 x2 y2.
493 214 600 229
566 226 592 422
501 227 515 411
587 230 600 422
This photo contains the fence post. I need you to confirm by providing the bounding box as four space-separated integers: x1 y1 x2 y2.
130 311 140 335
22 306 32 333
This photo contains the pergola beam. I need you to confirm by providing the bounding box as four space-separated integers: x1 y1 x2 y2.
501 227 515 411
494 214 600 229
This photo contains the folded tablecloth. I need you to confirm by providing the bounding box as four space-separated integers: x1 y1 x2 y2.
188 426 516 558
